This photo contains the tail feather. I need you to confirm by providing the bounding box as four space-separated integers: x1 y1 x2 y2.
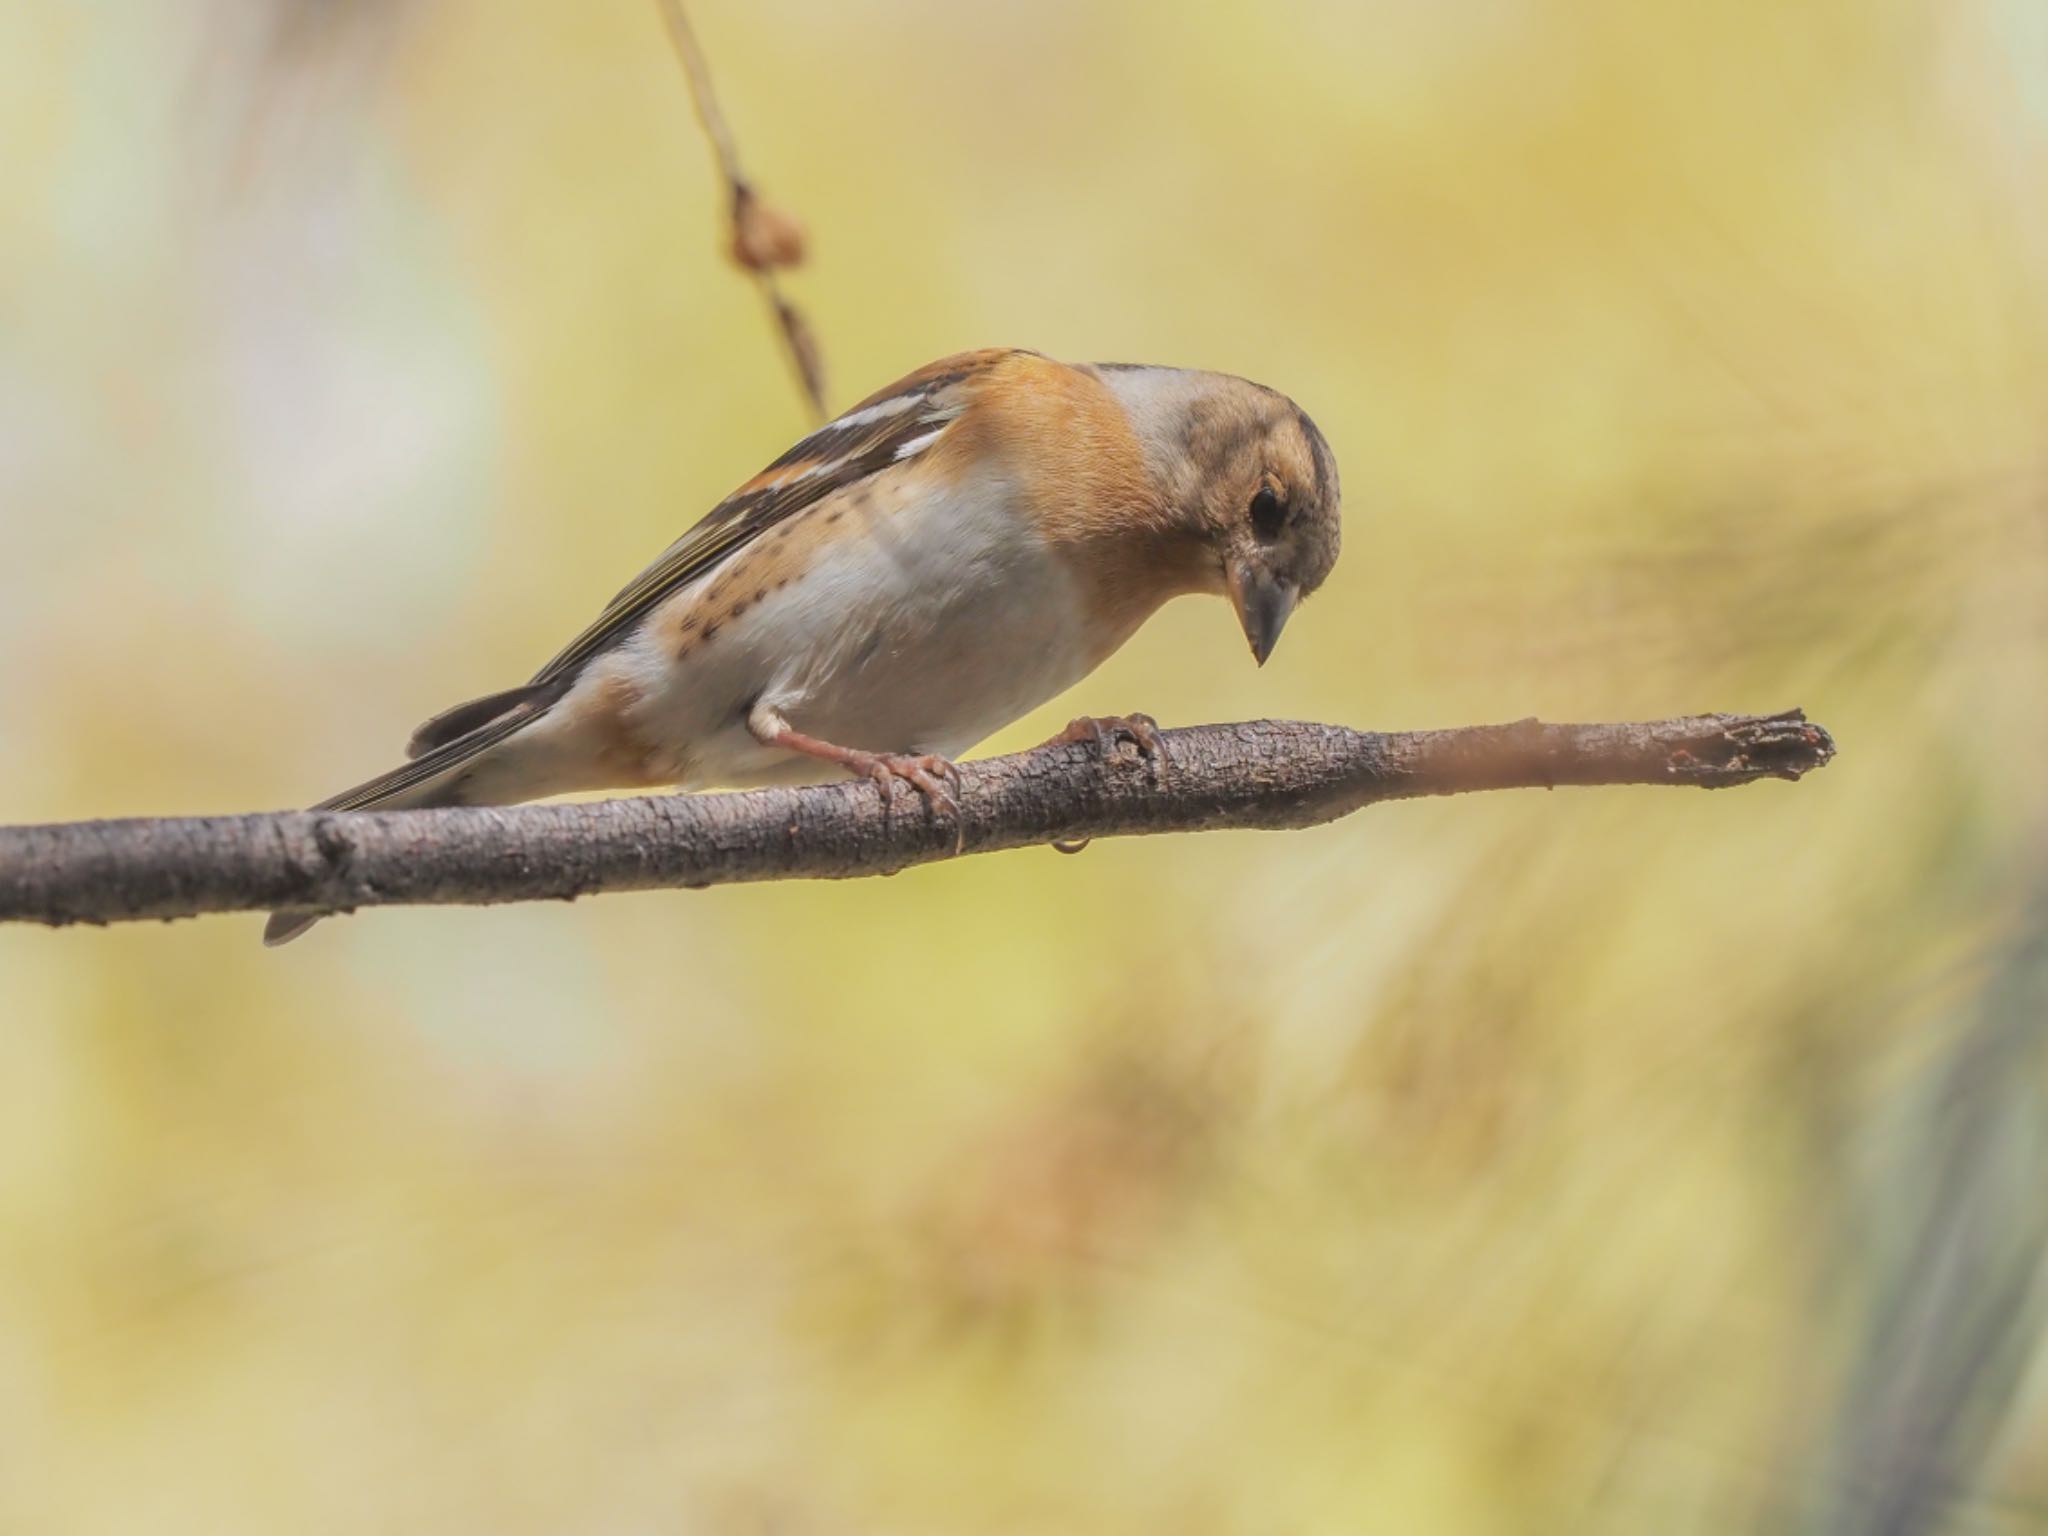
406 682 556 759
263 699 549 946
262 909 330 948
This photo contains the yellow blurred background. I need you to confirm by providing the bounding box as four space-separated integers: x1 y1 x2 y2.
6 1 2048 1530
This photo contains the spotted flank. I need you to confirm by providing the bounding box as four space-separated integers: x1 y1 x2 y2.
530 350 1012 684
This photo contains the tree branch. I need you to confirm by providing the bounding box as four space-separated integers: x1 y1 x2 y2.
0 710 1834 932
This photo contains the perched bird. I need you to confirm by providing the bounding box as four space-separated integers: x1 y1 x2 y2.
264 348 1342 944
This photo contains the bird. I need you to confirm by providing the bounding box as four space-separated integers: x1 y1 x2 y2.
263 347 1342 944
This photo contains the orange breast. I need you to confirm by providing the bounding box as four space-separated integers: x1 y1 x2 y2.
932 353 1210 659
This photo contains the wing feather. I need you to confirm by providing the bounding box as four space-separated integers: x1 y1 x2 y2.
529 351 1010 685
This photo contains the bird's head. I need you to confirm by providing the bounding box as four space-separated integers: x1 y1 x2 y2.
1097 364 1342 665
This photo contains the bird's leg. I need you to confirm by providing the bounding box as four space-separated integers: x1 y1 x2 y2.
1047 713 1170 783
749 707 965 851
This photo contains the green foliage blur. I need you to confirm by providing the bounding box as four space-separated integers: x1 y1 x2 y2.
5 2 2048 1530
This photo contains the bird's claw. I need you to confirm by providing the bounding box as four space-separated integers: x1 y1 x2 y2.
1053 713 1170 783
855 750 966 853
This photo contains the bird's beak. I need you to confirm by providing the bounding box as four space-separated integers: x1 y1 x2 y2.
1227 561 1299 667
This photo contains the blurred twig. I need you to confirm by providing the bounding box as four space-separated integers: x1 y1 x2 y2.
0 711 1835 933
654 0 827 421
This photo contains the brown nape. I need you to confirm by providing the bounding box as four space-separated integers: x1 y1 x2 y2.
1282 406 1343 601
1294 406 1340 515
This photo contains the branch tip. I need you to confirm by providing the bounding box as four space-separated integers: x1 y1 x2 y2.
1665 709 1835 787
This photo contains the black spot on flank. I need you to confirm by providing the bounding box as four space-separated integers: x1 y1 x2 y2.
732 599 750 618
754 588 767 603
703 622 721 641
826 509 843 524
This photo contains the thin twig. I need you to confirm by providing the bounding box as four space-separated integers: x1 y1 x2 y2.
0 710 1836 933
654 0 828 421
655 0 741 184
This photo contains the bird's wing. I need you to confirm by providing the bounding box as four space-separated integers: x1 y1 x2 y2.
530 350 1016 686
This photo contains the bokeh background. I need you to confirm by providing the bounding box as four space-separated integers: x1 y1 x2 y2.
6 1 2048 1530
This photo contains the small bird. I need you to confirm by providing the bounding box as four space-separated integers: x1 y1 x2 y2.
265 348 1341 943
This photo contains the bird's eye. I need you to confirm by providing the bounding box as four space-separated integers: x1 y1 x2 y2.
1249 484 1288 542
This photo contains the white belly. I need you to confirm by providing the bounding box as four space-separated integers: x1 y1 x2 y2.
618 476 1093 788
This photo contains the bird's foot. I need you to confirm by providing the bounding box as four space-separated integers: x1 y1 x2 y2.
846 749 966 853
849 749 962 815
1050 713 1170 783
756 718 967 854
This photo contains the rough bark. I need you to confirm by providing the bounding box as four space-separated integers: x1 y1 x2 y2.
0 710 1835 932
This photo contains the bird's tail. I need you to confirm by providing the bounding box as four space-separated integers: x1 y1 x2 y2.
263 689 555 946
